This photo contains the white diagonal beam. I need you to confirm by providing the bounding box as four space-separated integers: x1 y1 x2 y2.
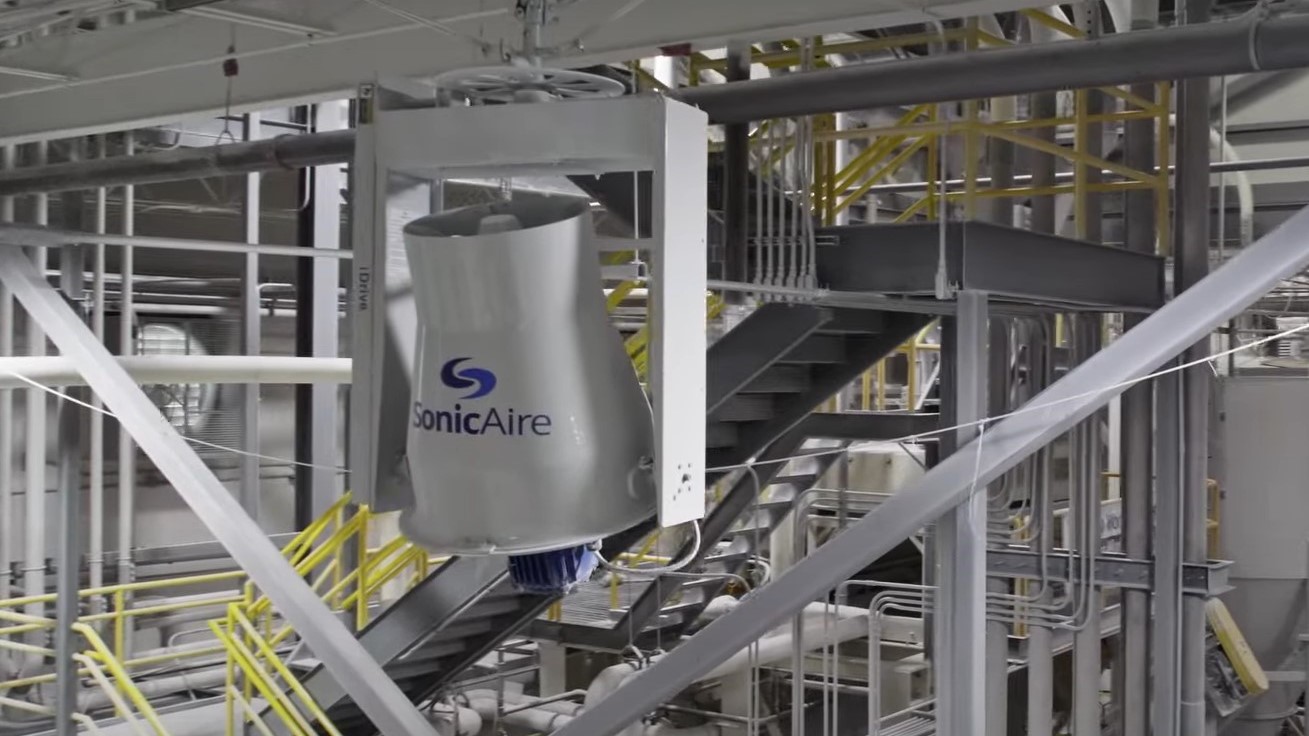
0 248 437 736
555 203 1309 736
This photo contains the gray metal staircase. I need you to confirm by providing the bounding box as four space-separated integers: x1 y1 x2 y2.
533 309 932 649
291 303 927 734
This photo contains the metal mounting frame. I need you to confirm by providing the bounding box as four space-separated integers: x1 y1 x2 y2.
987 548 1231 596
348 83 708 527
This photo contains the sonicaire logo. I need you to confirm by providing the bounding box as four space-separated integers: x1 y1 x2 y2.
414 357 553 437
440 357 496 399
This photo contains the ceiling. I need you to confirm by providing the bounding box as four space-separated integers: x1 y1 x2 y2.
0 0 1052 143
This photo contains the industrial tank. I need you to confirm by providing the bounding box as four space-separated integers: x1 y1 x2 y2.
400 198 656 555
1217 375 1309 735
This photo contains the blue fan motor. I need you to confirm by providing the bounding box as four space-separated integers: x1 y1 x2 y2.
507 544 600 595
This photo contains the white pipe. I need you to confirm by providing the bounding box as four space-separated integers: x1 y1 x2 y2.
89 133 107 611
701 606 867 682
0 355 353 390
463 691 720 736
0 143 13 678
583 602 867 709
23 140 49 672
465 692 575 733
698 595 740 622
117 132 136 655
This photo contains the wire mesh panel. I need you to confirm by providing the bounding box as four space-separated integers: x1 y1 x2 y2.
135 314 243 467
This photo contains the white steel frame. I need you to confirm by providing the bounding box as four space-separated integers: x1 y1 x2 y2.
348 85 709 527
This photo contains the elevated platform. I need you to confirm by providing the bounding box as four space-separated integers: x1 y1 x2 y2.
816 221 1165 312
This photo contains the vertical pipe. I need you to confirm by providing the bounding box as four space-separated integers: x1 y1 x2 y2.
985 318 1009 736
1153 367 1183 736
117 132 135 618
1073 18 1105 729
722 41 751 304
1028 92 1057 233
240 113 261 520
1174 0 1212 731
1073 315 1103 736
0 145 13 616
1026 317 1055 736
982 44 1017 736
1118 68 1157 736
24 141 50 665
834 112 851 226
54 185 85 736
89 134 107 610
935 290 988 736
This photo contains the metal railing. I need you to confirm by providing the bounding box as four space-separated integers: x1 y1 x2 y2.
0 493 442 736
0 608 170 735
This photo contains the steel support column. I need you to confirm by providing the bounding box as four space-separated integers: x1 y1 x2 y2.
1072 315 1103 736
1027 317 1055 736
0 249 440 736
1154 366 1183 736
1174 0 1213 730
53 181 85 736
985 317 1010 736
294 102 344 526
1118 75 1156 736
936 290 988 736
552 199 1309 736
1074 37 1105 732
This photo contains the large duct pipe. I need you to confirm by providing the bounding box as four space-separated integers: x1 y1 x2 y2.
2 13 1309 196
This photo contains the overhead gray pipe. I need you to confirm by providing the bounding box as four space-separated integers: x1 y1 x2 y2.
0 129 355 197
678 12 1309 123
2 12 1309 196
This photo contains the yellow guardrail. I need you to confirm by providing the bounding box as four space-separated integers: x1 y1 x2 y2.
0 609 168 735
214 498 447 736
0 492 443 736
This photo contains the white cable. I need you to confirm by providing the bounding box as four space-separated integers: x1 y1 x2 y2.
360 0 490 52
4 317 1305 483
593 520 701 575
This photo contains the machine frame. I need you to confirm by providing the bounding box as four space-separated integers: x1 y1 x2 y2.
348 78 709 528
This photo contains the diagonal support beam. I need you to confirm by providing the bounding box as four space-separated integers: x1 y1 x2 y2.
555 203 1309 736
0 249 438 736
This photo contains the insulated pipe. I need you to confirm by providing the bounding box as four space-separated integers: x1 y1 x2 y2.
582 603 867 709
3 13 1309 197
0 356 353 390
